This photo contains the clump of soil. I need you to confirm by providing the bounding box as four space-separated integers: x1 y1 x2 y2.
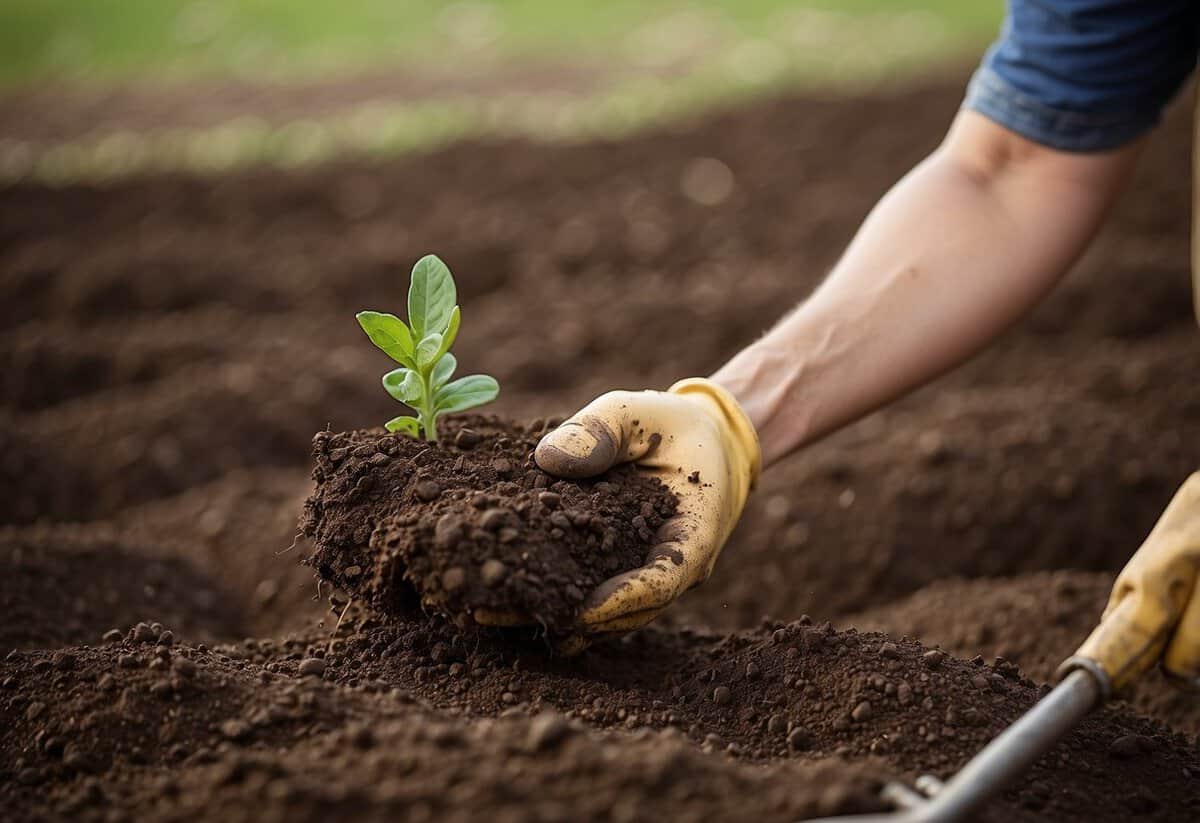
301 414 677 634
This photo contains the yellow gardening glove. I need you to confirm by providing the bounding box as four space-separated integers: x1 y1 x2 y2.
533 378 761 636
1061 472 1200 693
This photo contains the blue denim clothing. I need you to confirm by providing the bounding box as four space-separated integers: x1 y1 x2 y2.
963 1 1200 151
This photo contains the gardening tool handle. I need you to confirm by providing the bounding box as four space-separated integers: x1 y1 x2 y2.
799 669 1104 823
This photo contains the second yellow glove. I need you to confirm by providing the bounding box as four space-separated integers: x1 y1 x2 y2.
1061 472 1200 693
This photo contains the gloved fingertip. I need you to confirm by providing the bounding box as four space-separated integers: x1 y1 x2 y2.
579 561 682 627
534 417 620 478
582 606 667 635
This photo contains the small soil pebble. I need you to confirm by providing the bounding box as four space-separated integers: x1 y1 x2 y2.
525 710 572 752
1108 734 1146 760
219 720 253 742
480 559 508 587
414 480 442 502
788 727 812 751
453 428 482 449
302 415 677 634
298 658 327 677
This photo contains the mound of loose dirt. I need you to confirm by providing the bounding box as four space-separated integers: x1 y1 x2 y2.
115 468 322 636
0 308 359 413
6 616 1196 822
302 416 677 634
2 360 380 526
851 570 1200 736
297 614 1200 820
0 527 247 650
0 633 885 823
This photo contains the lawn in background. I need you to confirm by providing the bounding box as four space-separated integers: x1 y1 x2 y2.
1 0 1002 88
0 2 1004 184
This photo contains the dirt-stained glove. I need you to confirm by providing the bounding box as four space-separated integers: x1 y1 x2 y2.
532 378 761 637
1060 472 1200 694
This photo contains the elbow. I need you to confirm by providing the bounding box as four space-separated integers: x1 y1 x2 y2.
938 110 1143 196
938 111 1049 189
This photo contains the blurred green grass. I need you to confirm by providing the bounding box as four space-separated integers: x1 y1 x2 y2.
0 2 1005 184
0 0 1001 87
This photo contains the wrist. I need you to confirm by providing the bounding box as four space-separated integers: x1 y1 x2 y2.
710 341 811 469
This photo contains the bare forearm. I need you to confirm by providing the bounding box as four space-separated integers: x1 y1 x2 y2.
713 112 1141 467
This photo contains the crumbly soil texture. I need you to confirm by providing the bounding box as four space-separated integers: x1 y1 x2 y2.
301 416 676 634
3 71 1200 822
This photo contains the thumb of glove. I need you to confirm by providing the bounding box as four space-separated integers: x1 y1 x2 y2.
535 405 623 478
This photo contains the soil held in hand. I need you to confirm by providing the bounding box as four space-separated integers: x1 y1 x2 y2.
301 414 677 634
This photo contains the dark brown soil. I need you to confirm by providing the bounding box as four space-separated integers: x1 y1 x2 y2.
0 528 247 651
114 469 322 636
0 632 885 822
3 616 1197 823
3 71 1200 821
301 417 676 634
851 571 1200 737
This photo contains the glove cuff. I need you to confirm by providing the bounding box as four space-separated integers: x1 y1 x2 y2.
667 377 763 487
1054 656 1112 703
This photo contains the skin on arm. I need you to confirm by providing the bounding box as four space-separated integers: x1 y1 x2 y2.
712 111 1144 467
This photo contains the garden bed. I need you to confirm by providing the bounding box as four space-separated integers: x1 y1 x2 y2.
2 75 1198 822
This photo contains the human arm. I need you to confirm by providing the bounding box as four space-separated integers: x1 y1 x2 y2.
532 0 1200 641
530 115 1140 641
712 110 1143 467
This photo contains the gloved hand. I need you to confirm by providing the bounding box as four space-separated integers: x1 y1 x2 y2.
528 377 761 637
1060 472 1200 693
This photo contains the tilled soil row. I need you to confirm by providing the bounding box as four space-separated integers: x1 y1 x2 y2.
850 570 1200 736
1 628 886 823
3 617 1197 823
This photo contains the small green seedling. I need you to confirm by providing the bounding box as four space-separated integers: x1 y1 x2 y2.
357 254 499 442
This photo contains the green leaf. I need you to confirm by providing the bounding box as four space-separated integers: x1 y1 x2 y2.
435 306 461 361
356 311 414 366
407 255 457 340
432 353 457 390
415 332 443 370
434 374 499 415
382 367 424 405
384 415 421 437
